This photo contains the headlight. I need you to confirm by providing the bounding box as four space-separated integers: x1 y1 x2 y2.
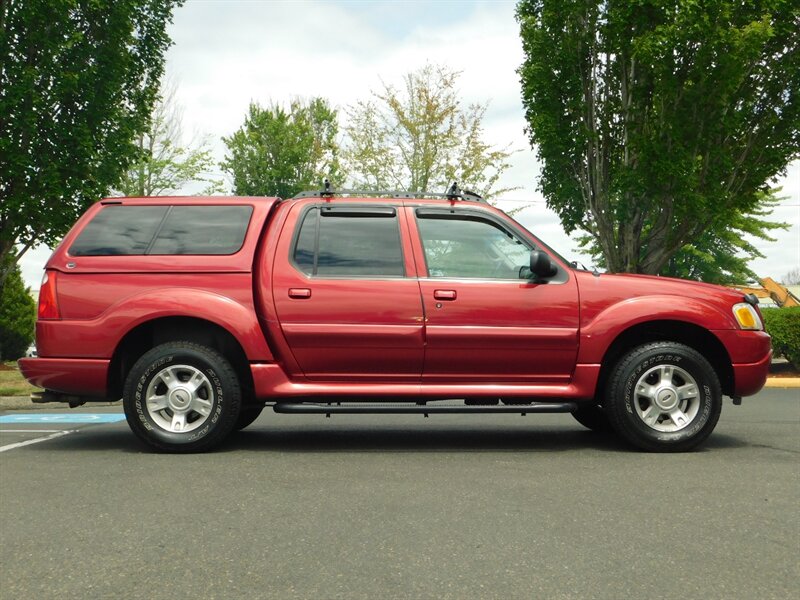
732 303 763 330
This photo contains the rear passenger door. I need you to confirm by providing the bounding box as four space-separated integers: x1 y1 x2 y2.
272 202 425 381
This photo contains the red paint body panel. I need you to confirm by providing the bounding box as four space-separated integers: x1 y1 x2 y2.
270 200 425 381
250 363 601 400
35 282 274 361
731 350 773 397
23 195 771 404
19 358 109 396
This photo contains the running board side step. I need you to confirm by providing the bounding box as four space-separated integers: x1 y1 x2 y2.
273 402 577 415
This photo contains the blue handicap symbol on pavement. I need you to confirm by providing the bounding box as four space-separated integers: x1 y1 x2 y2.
0 413 126 424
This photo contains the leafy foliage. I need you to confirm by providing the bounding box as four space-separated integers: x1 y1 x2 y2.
344 64 517 199
517 0 800 276
762 307 800 369
221 98 342 199
0 260 35 361
579 191 787 284
0 0 183 282
116 81 223 197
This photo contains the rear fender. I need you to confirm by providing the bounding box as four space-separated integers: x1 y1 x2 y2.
37 288 273 361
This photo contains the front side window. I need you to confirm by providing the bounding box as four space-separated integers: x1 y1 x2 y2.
292 206 404 277
416 213 531 279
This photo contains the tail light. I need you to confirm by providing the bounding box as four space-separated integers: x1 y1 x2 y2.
38 271 60 319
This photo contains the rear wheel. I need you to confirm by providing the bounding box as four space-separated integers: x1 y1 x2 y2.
123 341 242 452
605 342 721 452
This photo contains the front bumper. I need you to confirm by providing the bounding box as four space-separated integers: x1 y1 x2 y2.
18 357 109 397
732 350 773 397
712 329 772 397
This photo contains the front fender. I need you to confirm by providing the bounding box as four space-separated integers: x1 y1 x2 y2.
577 295 736 364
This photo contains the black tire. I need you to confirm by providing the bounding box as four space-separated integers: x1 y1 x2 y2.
605 342 722 452
123 341 242 453
235 405 264 431
572 403 612 432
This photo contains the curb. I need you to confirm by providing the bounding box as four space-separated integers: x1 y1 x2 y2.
763 378 800 389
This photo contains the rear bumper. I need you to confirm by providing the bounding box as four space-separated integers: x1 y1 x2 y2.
732 350 773 397
18 357 109 397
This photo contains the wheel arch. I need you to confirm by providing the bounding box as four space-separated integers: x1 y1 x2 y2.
108 316 254 402
595 320 734 400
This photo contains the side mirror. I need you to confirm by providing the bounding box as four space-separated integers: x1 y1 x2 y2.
530 250 557 278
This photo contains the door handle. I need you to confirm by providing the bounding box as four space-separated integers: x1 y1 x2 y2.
433 289 457 301
288 288 312 299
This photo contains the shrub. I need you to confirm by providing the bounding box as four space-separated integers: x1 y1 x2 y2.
0 262 36 361
761 307 800 370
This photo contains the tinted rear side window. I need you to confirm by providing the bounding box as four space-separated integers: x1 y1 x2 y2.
292 207 404 277
70 205 253 256
69 206 168 256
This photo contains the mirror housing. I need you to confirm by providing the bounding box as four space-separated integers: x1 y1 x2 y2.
530 250 557 279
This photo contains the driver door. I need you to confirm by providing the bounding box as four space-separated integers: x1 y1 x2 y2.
409 207 579 383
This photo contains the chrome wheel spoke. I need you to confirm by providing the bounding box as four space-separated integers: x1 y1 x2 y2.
636 382 658 401
677 383 698 401
191 397 212 417
186 371 207 395
147 395 169 412
669 408 689 428
659 365 675 386
171 412 187 431
642 404 662 426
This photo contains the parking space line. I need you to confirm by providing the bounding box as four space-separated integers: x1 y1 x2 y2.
0 430 75 453
0 429 73 433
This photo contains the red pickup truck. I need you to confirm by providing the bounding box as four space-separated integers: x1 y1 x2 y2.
19 191 771 453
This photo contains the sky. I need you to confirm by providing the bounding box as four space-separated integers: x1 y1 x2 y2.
18 0 800 287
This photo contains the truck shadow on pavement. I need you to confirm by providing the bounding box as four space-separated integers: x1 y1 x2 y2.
28 424 748 454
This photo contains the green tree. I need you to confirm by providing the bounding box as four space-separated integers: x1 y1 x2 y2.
578 191 787 284
344 64 517 199
221 98 342 199
0 259 35 361
116 81 224 197
0 0 184 285
517 0 799 277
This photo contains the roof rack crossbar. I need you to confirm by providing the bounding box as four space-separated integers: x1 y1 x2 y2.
293 180 486 203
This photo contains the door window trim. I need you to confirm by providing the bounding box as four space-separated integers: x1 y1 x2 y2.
289 203 408 279
413 207 569 283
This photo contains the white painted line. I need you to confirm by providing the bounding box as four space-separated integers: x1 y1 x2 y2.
0 430 75 453
0 429 71 433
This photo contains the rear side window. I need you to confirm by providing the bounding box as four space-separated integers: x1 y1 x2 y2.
292 206 404 277
69 205 253 256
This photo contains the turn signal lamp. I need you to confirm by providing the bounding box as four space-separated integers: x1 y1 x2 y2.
38 271 60 319
732 303 762 331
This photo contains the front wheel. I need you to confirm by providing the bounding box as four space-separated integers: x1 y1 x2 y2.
605 342 722 452
123 342 242 452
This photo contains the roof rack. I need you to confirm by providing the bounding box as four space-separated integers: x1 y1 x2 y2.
292 179 486 203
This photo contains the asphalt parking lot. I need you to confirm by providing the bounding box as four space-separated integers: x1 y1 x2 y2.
1 388 798 600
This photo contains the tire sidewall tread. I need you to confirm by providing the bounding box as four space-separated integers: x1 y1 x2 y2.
606 342 722 452
123 341 242 453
